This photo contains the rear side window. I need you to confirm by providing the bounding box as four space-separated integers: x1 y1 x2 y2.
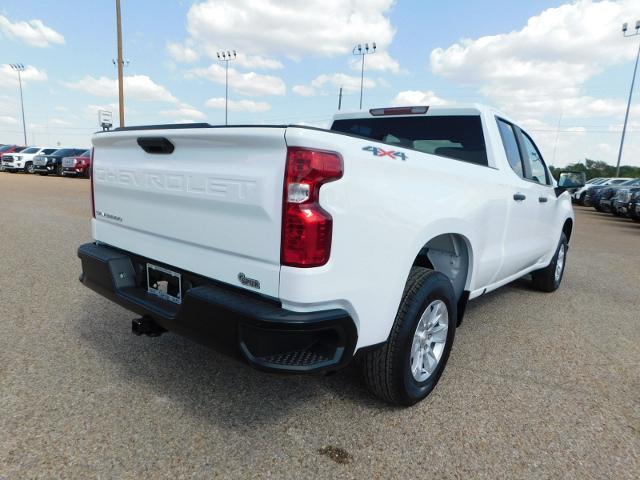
496 119 523 178
42 149 57 154
22 147 40 154
331 115 488 166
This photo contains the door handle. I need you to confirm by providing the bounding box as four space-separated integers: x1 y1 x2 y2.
513 193 526 201
538 196 548 203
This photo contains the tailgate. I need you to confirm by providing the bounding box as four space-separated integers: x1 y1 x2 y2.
91 126 287 297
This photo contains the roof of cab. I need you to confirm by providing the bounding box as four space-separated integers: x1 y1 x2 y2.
331 103 510 123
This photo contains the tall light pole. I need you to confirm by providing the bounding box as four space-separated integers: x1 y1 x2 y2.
216 50 236 125
115 0 125 127
616 20 640 176
353 42 376 109
10 63 27 145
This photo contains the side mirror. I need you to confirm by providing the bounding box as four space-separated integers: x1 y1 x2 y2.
555 171 586 197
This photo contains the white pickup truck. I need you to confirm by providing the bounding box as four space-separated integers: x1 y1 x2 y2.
78 104 583 405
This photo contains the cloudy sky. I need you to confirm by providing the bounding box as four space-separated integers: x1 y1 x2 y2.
1 0 640 167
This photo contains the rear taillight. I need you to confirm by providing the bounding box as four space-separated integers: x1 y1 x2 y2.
90 148 95 218
281 147 343 267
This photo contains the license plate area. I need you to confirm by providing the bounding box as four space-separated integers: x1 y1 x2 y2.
147 263 182 304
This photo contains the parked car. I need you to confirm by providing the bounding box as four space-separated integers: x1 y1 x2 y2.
77 104 583 406
628 190 640 222
583 178 632 207
32 148 86 176
61 150 91 178
597 179 640 213
609 180 640 216
2 147 58 173
572 177 609 205
0 145 26 171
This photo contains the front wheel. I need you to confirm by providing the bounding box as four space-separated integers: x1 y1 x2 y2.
25 162 34 174
531 233 568 292
56 164 63 176
361 267 456 406
578 192 586 205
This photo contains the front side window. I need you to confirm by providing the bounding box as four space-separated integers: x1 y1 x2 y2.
520 131 550 185
331 115 488 166
496 119 523 178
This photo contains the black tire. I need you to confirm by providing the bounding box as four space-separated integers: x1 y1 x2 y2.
38 173 48 176
531 233 568 292
24 162 34 174
361 267 457 406
56 164 63 176
578 192 586 206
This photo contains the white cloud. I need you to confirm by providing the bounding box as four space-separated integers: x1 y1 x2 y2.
187 64 285 96
429 0 638 119
205 97 271 112
48 118 72 127
311 73 375 93
292 85 316 97
167 41 199 63
0 115 19 126
177 0 399 69
160 103 205 120
0 64 48 88
391 90 450 106
349 51 403 74
0 15 64 47
63 75 178 103
235 53 283 70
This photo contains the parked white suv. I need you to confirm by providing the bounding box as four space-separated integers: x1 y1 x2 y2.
78 104 583 405
2 147 57 173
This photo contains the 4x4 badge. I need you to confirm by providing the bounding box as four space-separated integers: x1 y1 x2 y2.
362 145 407 161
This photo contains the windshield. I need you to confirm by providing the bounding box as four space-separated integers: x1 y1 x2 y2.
22 147 40 154
621 178 640 186
610 179 630 185
79 150 90 157
592 178 608 185
51 148 76 156
331 115 488 166
0 145 14 152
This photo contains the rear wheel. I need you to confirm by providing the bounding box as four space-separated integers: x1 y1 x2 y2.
361 267 456 406
531 233 568 292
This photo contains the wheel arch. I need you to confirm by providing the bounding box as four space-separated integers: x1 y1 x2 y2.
562 218 573 243
410 232 474 325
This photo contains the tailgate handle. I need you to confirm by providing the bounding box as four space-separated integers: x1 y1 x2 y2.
137 137 175 154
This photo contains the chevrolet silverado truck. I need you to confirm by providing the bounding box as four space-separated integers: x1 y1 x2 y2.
77 104 583 405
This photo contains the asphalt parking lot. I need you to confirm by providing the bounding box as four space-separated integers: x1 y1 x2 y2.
0 173 638 479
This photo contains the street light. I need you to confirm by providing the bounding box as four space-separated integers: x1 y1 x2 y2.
115 0 125 127
216 50 237 125
353 42 376 109
616 20 640 176
10 63 27 145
